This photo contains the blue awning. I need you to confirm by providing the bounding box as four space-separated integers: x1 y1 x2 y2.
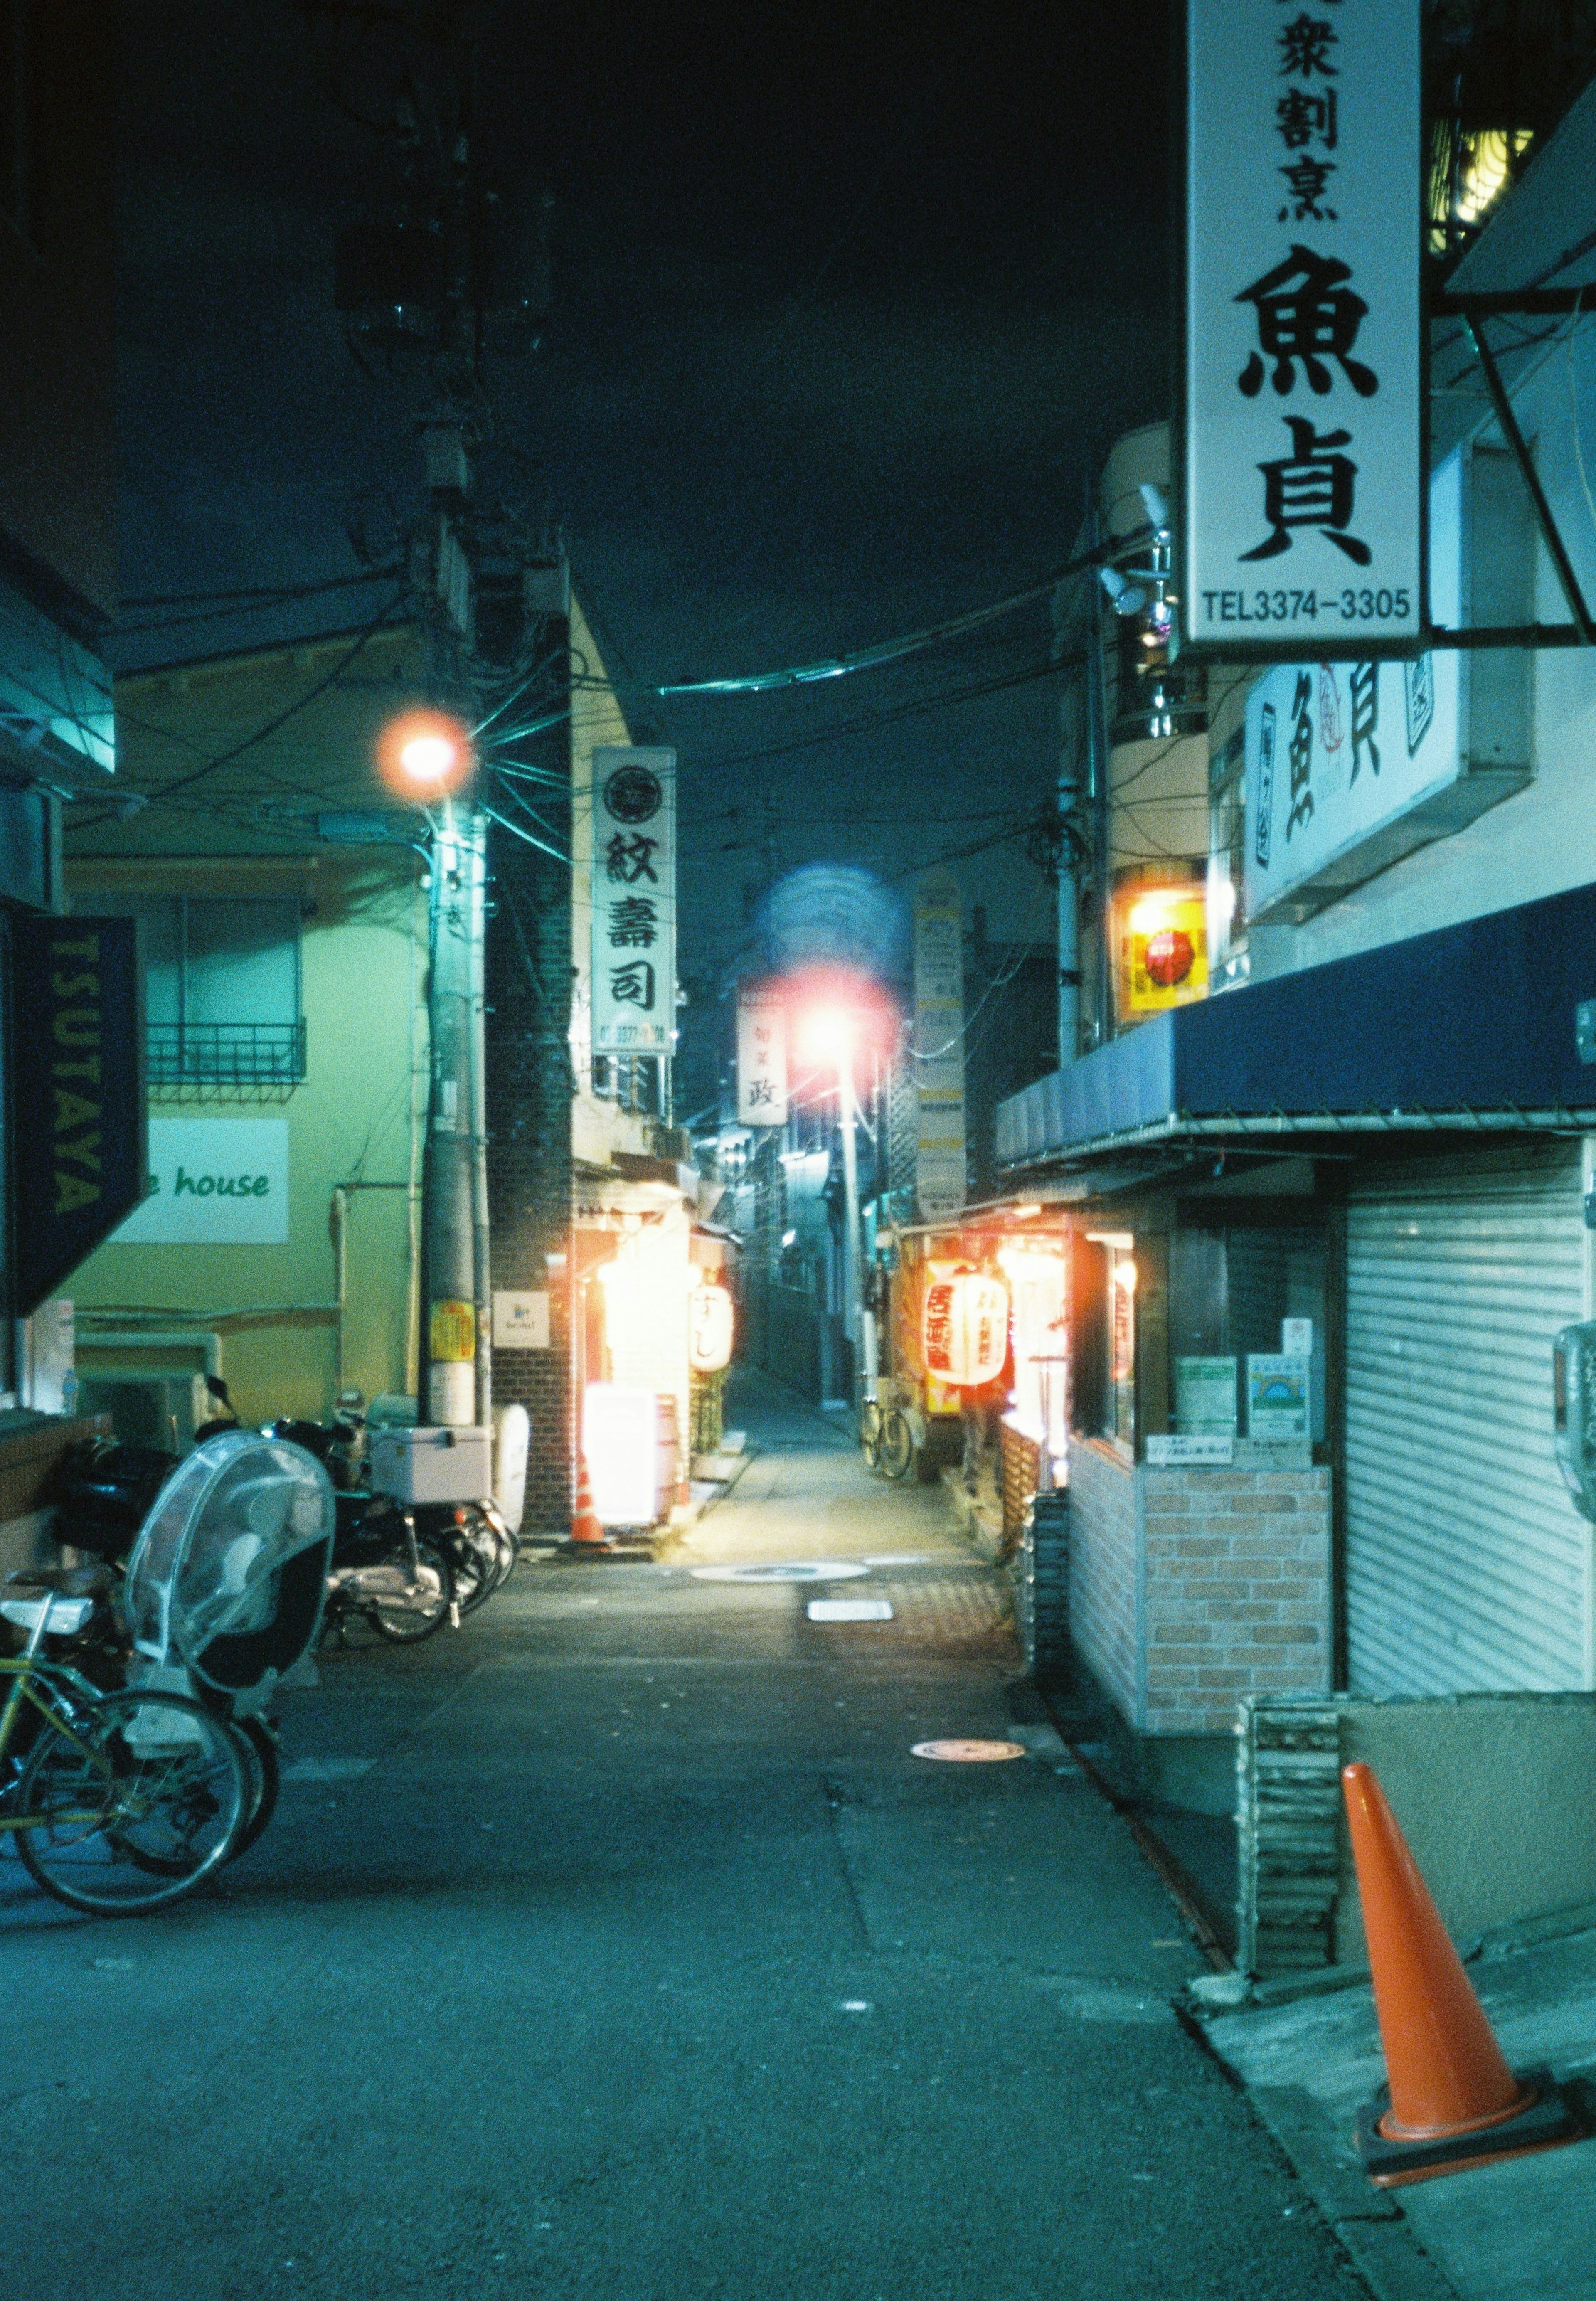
997 880 1596 1171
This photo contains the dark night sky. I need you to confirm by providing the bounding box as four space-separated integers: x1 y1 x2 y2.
116 3 1172 973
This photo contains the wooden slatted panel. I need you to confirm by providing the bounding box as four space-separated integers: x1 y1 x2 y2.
1345 1143 1590 1695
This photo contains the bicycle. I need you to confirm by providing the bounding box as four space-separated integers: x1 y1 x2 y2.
0 1569 248 1915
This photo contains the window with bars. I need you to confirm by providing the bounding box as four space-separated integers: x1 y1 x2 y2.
95 894 305 1085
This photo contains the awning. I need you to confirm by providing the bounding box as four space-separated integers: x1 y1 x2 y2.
1447 74 1596 298
997 881 1596 1172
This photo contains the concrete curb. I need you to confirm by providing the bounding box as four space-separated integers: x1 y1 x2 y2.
1244 2082 1464 2301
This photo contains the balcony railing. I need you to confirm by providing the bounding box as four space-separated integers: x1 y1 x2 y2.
147 1020 307 1086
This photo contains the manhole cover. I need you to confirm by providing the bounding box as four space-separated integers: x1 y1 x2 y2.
807 1598 894 1622
910 1739 1027 1763
690 1562 870 1584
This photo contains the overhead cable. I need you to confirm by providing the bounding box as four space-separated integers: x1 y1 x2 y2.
652 542 1103 697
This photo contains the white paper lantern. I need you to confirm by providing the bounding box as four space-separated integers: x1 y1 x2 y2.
923 1271 1009 1388
689 1281 735 1374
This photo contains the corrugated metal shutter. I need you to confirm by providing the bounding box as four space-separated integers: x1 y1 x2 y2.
1345 1142 1591 1695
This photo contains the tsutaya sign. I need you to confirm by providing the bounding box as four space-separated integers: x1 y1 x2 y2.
1184 0 1422 657
590 746 676 1058
736 991 788 1126
113 1119 289 1245
1245 451 1478 922
913 872 966 1219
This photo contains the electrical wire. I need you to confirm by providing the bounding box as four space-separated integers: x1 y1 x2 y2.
1566 293 1596 546
651 552 1093 697
119 567 406 633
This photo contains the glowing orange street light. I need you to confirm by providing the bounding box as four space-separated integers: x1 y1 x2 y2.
376 707 475 799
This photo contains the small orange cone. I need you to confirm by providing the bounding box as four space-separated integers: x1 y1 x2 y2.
569 1451 609 1547
1343 1761 1581 2185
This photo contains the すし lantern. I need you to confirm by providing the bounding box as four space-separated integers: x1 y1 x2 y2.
923 1271 1009 1388
689 1281 735 1374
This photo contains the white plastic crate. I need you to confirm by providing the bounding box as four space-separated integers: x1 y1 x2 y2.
368 1424 492 1506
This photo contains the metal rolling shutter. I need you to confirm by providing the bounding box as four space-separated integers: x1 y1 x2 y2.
1345 1142 1591 1695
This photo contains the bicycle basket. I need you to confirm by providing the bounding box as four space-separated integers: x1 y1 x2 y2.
124 1431 335 1694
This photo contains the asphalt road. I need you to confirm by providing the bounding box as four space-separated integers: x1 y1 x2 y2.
2 1381 1373 2301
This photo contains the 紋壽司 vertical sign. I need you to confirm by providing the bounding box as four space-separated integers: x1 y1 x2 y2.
1184 0 1421 657
590 746 676 1058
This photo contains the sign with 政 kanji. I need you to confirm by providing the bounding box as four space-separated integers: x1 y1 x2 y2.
1184 0 1421 658
736 992 788 1126
590 746 675 1057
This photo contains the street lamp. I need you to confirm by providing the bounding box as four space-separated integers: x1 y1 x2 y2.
376 702 486 1432
376 707 475 798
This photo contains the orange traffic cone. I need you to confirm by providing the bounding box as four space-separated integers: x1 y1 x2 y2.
1343 1761 1581 2185
569 1451 609 1547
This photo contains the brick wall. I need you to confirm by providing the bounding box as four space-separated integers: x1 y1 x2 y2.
1069 1439 1141 1728
1140 1465 1331 1735
1068 1445 1332 1738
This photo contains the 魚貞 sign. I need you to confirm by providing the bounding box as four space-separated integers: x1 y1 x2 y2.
736 992 788 1126
1241 447 1532 919
1184 0 1421 657
590 747 676 1059
112 1118 289 1245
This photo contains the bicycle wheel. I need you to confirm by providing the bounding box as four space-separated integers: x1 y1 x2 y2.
368 1537 453 1643
452 1516 502 1615
16 1690 248 1915
878 1408 915 1481
228 1717 281 1860
858 1400 883 1471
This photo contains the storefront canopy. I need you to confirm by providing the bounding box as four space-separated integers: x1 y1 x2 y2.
1447 74 1596 299
997 880 1596 1172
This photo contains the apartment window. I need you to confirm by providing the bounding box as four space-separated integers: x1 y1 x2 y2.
97 894 305 1086
1168 1221 1328 1445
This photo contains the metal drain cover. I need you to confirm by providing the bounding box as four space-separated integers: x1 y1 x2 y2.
690 1561 870 1584
911 1739 1027 1763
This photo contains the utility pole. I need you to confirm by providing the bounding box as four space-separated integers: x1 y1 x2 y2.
837 1040 864 1406
412 12 491 1434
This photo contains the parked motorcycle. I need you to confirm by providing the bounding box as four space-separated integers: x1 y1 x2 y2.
266 1408 518 1642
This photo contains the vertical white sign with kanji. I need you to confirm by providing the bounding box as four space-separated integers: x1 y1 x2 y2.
590 746 676 1057
913 871 966 1219
1185 0 1421 657
736 994 789 1127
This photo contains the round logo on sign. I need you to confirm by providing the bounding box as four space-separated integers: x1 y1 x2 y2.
603 764 664 825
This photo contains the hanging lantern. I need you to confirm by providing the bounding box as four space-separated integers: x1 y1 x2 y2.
923 1271 1009 1388
689 1280 736 1374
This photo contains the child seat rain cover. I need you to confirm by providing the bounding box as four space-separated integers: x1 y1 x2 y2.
125 1431 335 1692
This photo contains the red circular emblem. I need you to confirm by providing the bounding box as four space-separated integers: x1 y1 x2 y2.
1145 927 1194 988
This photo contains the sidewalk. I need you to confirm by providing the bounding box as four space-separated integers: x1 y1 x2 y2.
1189 1907 1596 2301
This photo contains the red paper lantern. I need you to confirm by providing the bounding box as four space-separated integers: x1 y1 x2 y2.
923 1271 1009 1388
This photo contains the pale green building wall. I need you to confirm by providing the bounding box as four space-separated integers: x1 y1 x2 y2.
64 850 425 1429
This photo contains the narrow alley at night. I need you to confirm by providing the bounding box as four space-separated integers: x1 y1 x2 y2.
4 1376 1374 2301
5 4 1596 2296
